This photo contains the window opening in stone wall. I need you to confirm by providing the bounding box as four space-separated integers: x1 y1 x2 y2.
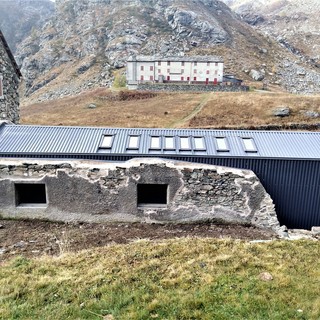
241 137 257 153
15 183 47 207
137 184 168 207
0 75 3 99
215 137 229 152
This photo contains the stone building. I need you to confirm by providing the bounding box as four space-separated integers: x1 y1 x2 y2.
127 55 224 89
0 29 21 124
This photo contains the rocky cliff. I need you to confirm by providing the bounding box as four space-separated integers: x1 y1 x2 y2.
0 0 54 53
2 0 320 103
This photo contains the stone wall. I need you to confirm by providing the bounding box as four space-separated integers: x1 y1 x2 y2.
0 41 20 123
0 158 279 231
136 83 249 92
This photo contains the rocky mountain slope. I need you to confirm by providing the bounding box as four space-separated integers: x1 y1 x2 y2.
222 0 320 67
0 0 54 53
2 0 320 103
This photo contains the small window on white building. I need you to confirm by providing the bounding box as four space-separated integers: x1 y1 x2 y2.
164 136 175 150
158 61 161 66
194 62 197 66
207 62 210 66
215 137 229 152
140 65 144 71
194 137 206 150
127 135 140 150
179 137 191 150
150 136 161 150
100 135 114 149
150 66 154 71
241 137 257 153
0 75 3 99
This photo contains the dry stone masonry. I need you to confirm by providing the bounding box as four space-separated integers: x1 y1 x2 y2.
0 158 279 232
0 39 20 123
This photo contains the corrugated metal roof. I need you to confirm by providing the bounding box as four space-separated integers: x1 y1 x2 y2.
1 123 320 160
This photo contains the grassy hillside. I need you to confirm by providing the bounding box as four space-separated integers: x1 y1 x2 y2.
21 89 320 129
0 238 319 319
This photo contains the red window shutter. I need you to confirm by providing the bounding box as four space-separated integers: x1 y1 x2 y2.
0 77 3 97
167 76 170 81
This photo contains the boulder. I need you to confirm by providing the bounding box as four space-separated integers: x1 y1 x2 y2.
249 69 265 81
272 106 291 117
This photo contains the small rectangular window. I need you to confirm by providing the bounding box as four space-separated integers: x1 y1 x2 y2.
158 69 161 73
15 183 47 207
158 61 161 66
194 69 197 74
167 76 170 81
167 69 170 73
164 136 175 150
150 66 154 71
150 136 161 150
140 75 144 81
215 70 218 75
194 137 206 150
0 75 3 98
140 65 144 71
137 184 168 207
216 137 229 152
215 62 218 66
207 62 210 66
181 69 184 74
181 76 184 81
206 70 210 74
194 62 197 66
194 77 197 81
241 137 257 153
100 135 114 149
167 61 171 66
182 62 185 66
179 137 191 150
150 75 154 81
128 135 140 149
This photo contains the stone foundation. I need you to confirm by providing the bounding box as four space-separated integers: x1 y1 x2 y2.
135 83 249 92
0 158 279 231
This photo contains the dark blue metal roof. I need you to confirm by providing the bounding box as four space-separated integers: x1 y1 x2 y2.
1 123 320 160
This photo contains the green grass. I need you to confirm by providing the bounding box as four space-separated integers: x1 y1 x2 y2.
0 238 319 319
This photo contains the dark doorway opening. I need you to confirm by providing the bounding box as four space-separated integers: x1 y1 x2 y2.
15 183 47 206
137 184 168 207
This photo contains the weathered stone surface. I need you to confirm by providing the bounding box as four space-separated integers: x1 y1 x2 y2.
136 83 249 93
272 106 291 117
0 158 279 232
249 69 265 81
0 39 20 123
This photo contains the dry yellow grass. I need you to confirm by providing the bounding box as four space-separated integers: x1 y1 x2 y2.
189 91 320 129
21 89 320 129
21 89 203 128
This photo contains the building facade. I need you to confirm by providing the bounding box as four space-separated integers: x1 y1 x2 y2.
0 123 320 230
127 55 224 88
0 30 21 124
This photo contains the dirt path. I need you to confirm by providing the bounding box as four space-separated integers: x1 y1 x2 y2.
169 93 211 128
0 219 275 262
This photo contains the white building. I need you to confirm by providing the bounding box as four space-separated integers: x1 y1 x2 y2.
126 55 224 88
